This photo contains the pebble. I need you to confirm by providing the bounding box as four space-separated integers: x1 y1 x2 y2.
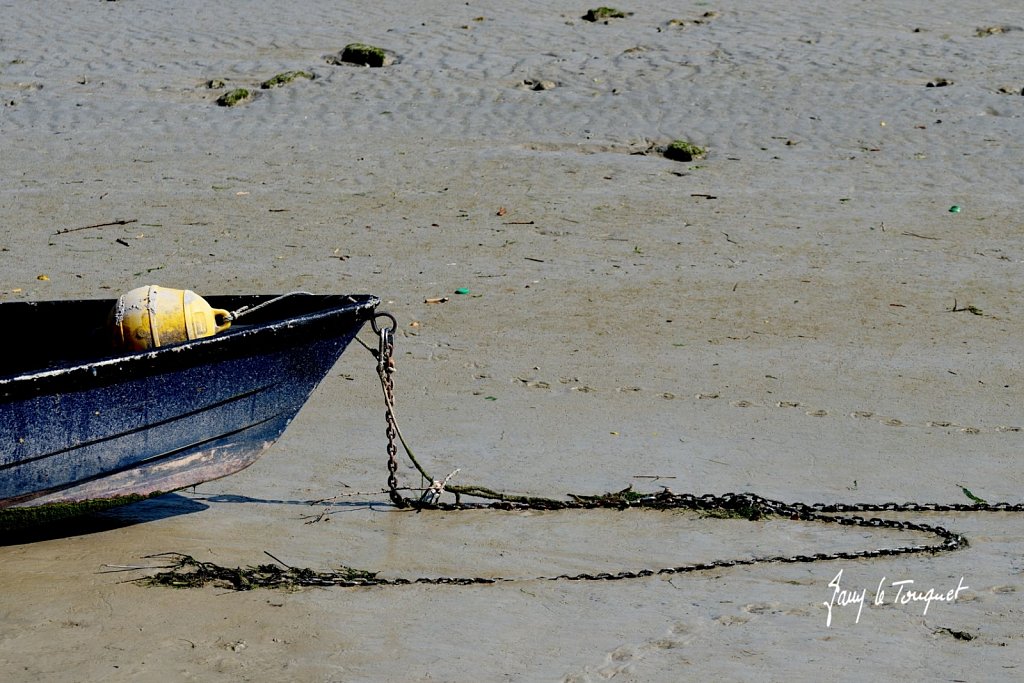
523 79 557 91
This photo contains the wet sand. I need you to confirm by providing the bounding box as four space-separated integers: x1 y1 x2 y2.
2 1 1023 680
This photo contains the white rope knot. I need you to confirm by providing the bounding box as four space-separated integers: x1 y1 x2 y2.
419 468 460 505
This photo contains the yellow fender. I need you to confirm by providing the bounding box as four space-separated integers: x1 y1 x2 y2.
110 285 231 351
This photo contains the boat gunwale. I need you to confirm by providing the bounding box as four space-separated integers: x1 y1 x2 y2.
0 293 380 392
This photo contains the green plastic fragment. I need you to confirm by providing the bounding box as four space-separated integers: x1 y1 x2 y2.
961 486 986 504
949 205 961 213
454 287 470 295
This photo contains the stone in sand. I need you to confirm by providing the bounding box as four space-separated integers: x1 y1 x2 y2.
261 70 315 89
663 139 707 162
582 7 632 23
523 79 557 91
216 88 251 107
330 43 395 67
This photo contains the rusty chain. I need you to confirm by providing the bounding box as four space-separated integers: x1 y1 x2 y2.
143 486 1023 590
364 312 1023 587
372 314 406 509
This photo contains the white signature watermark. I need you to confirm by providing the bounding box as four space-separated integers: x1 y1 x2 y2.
823 569 969 627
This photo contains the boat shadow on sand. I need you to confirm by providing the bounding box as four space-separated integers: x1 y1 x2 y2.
2 492 383 545
186 491 388 517
0 493 208 545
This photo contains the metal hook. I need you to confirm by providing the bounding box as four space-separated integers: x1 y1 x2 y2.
371 311 397 335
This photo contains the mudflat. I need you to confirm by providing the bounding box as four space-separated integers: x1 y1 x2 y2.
2 1 1022 680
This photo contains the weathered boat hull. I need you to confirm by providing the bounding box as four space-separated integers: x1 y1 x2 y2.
0 294 379 518
23 414 291 507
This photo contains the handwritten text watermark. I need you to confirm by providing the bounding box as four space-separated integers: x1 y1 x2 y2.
823 569 969 627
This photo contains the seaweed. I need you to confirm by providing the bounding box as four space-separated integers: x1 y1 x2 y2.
332 43 393 68
663 139 707 162
583 7 632 22
569 486 647 506
260 70 314 89
698 502 765 521
139 553 380 590
216 88 251 107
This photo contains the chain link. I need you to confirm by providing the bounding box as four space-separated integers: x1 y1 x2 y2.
376 322 406 509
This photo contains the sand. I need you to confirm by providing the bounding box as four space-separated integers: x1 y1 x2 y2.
2 0 1023 680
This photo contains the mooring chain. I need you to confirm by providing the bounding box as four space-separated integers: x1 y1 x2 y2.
172 310 1002 590
143 490 999 590
371 313 405 509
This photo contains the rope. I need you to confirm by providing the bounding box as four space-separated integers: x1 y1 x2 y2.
225 291 313 322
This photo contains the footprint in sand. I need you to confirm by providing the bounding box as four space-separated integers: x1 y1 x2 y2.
742 601 781 615
582 621 701 680
709 397 1019 437
714 614 752 626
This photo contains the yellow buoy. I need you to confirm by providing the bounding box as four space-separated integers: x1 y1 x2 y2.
110 285 231 351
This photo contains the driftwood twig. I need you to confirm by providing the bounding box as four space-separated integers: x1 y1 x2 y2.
54 219 138 235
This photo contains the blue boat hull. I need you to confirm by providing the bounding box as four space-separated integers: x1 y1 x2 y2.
0 294 379 512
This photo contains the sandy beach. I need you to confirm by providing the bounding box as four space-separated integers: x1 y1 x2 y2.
2 0 1023 680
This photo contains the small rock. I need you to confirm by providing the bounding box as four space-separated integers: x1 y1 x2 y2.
261 70 314 89
667 11 719 27
935 627 975 641
582 7 632 23
328 43 395 67
205 79 226 89
524 78 557 91
663 139 707 162
976 25 1022 37
216 88 251 107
